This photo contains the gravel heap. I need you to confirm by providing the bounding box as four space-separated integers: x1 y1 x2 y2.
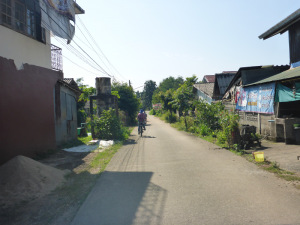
0 155 69 208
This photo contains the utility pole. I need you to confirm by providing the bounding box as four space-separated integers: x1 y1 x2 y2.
129 80 131 87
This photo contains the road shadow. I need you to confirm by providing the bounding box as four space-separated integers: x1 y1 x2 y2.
72 172 168 225
123 138 137 146
142 136 156 139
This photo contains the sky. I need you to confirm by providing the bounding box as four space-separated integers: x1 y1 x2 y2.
52 0 300 91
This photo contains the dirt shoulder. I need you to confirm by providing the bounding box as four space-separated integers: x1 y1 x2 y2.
0 140 125 225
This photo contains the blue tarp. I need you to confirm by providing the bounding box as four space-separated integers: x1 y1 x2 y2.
236 82 275 114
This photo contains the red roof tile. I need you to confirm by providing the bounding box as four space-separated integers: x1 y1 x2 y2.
204 75 215 83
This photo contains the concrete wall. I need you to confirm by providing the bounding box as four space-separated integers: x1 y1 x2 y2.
223 101 275 139
54 85 78 146
0 25 51 70
0 56 63 165
195 89 214 104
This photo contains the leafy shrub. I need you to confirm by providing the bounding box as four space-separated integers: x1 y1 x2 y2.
155 109 163 117
217 131 227 144
254 133 262 140
162 111 177 123
188 126 197 133
199 124 210 136
90 108 128 140
218 110 240 147
194 100 224 130
149 109 156 115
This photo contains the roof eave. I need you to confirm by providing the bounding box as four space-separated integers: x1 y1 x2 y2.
259 8 300 40
74 2 85 14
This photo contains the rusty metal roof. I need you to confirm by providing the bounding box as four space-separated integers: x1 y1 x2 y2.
202 75 215 83
193 83 215 97
259 8 300 40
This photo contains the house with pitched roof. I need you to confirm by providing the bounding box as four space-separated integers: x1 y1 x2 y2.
202 75 215 83
256 8 300 143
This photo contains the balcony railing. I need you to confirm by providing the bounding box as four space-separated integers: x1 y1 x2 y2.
51 44 63 71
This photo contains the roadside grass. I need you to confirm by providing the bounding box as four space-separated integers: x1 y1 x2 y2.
243 154 300 185
57 141 125 200
90 141 123 169
48 128 133 223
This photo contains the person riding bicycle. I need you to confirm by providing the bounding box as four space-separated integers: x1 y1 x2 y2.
137 109 146 134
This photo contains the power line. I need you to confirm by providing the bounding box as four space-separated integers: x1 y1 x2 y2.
36 3 126 83
42 20 107 74
75 23 116 77
76 16 128 81
39 5 112 77
42 28 111 77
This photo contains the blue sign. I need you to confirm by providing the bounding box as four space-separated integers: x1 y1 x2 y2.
236 82 275 114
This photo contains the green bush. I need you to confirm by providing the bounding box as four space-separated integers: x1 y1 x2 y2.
188 126 197 133
149 109 156 115
217 131 227 144
199 124 210 136
218 110 239 147
162 111 177 123
90 108 129 141
155 109 163 117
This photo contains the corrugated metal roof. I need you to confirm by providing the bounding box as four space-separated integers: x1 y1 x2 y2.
193 83 215 97
223 65 290 94
222 71 237 73
63 78 73 85
203 75 215 83
215 73 235 95
58 79 83 93
244 66 300 86
259 8 300 40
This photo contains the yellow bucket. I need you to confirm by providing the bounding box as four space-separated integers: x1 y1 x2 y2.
254 152 264 162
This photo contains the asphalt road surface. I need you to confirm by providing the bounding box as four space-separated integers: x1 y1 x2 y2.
72 115 300 225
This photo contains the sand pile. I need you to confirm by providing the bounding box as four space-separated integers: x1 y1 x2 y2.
0 155 69 208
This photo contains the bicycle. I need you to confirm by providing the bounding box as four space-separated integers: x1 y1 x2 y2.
139 123 144 137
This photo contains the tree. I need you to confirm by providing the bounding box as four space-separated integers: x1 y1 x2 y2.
112 81 140 123
142 80 157 110
160 90 174 115
158 76 184 92
184 74 198 86
168 75 198 130
136 90 142 99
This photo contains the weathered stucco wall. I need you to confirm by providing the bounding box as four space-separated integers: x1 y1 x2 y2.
0 25 51 70
0 56 63 165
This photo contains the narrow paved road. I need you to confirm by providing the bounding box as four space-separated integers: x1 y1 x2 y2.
72 115 300 225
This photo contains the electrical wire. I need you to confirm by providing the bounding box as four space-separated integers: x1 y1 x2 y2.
39 5 112 77
41 19 107 74
30 1 126 83
76 16 128 81
42 28 110 77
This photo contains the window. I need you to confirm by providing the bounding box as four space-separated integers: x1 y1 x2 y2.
1 0 12 26
15 1 25 31
0 0 45 43
26 7 34 36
